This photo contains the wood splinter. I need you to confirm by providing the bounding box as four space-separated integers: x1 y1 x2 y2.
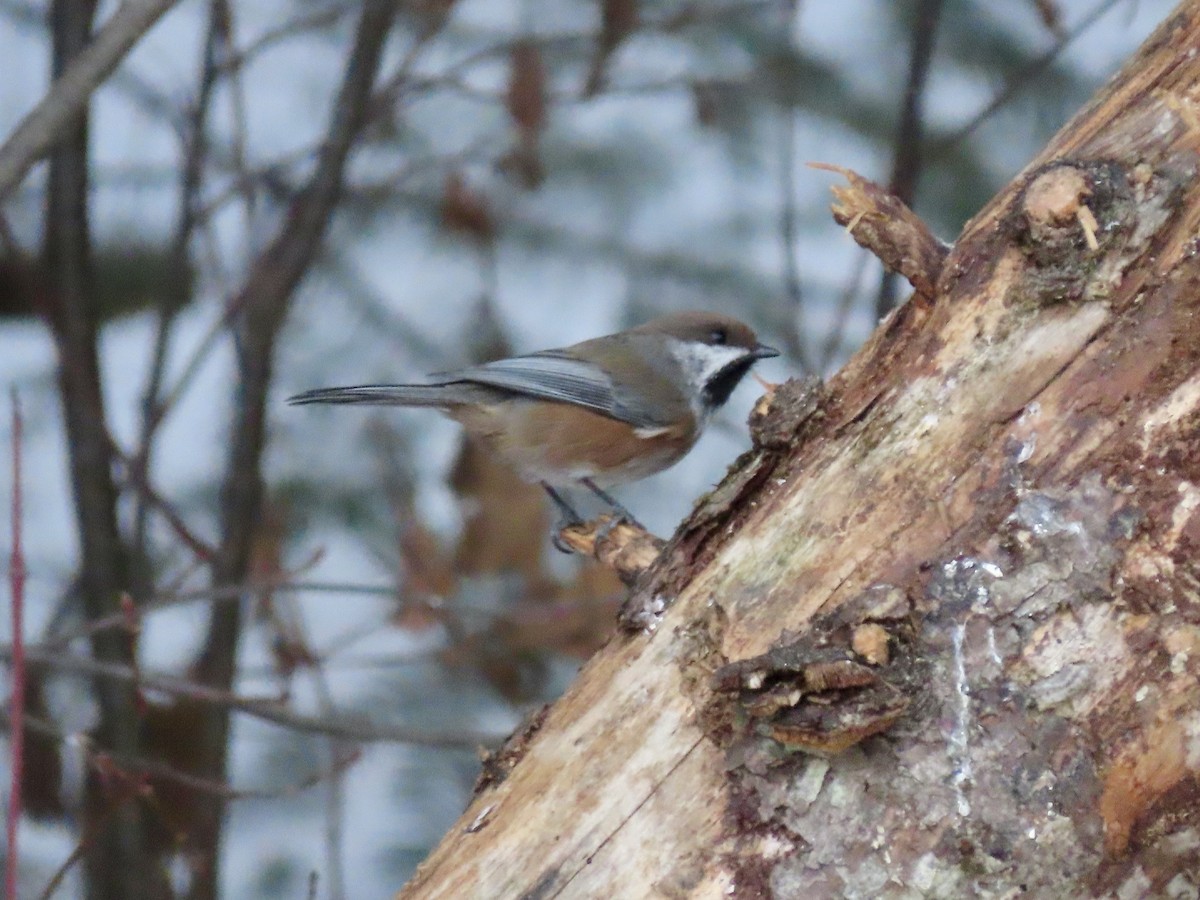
809 162 950 300
557 516 665 585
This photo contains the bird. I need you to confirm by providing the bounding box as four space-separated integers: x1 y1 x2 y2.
288 311 778 535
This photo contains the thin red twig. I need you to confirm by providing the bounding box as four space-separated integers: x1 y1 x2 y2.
119 593 147 718
7 389 26 900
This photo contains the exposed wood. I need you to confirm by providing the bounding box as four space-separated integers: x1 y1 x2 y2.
398 4 1200 897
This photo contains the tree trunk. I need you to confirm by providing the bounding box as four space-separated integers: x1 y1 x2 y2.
399 4 1200 897
43 0 168 895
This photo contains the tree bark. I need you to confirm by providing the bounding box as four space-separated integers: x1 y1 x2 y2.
398 3 1200 897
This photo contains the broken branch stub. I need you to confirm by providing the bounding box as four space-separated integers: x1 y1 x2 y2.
810 162 950 300
556 517 664 586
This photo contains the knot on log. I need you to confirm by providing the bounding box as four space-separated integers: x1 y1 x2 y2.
810 162 950 301
1021 163 1104 252
711 640 910 758
1008 159 1188 303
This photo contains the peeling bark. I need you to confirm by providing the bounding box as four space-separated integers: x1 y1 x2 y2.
397 5 1200 898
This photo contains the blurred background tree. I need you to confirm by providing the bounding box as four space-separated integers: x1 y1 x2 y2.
0 0 1178 897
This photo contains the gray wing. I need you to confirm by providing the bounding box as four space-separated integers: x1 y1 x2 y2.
433 351 666 428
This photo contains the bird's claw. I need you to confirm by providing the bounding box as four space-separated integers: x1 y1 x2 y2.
593 513 631 544
551 515 584 554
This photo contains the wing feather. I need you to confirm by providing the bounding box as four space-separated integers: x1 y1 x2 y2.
433 352 664 428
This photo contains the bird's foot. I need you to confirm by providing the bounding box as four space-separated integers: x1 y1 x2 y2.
544 483 585 553
552 520 581 554
591 513 626 546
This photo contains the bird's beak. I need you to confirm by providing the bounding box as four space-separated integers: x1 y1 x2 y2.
750 344 780 360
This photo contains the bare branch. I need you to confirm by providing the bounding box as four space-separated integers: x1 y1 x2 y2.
189 2 408 893
0 0 182 200
0 648 505 747
810 163 949 301
876 0 943 318
6 391 26 900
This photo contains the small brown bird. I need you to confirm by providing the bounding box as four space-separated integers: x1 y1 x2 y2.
289 311 778 530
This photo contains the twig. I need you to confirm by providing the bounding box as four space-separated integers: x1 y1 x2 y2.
214 1 353 75
21 576 592 655
778 107 813 372
810 163 948 302
0 0 183 199
876 0 943 319
118 594 147 718
38 807 116 900
114 445 219 562
17 576 609 670
933 0 1128 156
1 648 504 747
28 579 392 652
34 764 151 900
556 517 665 586
312 655 347 900
129 0 222 566
8 713 362 802
213 0 258 242
6 391 25 900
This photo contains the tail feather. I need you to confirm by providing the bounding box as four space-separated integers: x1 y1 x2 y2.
287 384 454 407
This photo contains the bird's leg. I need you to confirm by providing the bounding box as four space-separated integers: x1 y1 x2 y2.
543 483 583 524
543 483 583 554
581 478 644 530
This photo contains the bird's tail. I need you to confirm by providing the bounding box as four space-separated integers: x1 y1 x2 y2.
287 384 458 407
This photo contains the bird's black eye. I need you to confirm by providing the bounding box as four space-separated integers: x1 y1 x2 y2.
709 327 728 345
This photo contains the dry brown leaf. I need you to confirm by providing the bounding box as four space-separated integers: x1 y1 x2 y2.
440 171 493 244
508 40 545 135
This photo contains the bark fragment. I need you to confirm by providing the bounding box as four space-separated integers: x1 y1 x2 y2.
709 591 920 760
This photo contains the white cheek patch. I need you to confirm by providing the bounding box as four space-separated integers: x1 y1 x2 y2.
671 341 752 384
667 340 753 412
